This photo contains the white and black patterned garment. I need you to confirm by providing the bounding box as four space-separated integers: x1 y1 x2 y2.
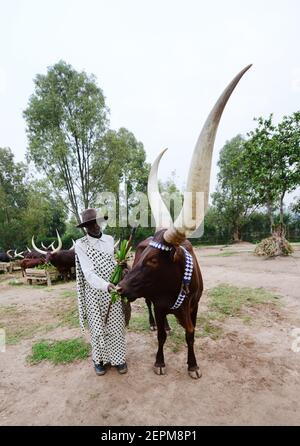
75 236 126 366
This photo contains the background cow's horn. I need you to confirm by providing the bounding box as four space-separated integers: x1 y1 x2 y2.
32 236 47 255
147 148 173 230
69 239 76 250
164 64 252 244
50 230 62 254
6 250 13 259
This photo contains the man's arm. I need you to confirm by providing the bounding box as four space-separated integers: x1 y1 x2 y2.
75 242 111 292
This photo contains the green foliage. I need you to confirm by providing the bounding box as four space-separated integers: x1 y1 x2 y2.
61 216 83 247
28 339 91 364
211 135 255 242
291 198 300 214
110 239 131 303
24 60 109 220
0 147 29 250
24 61 150 228
35 263 56 271
0 149 67 250
242 113 300 230
22 180 66 245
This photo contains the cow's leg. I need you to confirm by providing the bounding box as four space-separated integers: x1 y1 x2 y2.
154 308 167 376
145 298 156 331
164 316 171 332
186 305 202 379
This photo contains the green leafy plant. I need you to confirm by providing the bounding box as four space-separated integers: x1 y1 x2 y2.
35 263 56 271
110 239 132 304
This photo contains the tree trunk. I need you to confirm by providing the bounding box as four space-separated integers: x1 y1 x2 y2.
233 226 241 243
266 201 274 235
279 192 285 236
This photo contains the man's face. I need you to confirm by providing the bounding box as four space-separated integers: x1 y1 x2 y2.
86 220 101 236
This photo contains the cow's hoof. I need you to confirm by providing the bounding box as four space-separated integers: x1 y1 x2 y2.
154 365 166 375
150 325 157 331
188 369 202 379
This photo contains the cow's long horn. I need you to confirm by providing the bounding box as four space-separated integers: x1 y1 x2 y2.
41 242 48 250
69 239 76 250
147 148 173 230
50 230 62 254
32 236 47 255
163 64 252 244
26 247 32 253
6 250 13 259
15 250 24 259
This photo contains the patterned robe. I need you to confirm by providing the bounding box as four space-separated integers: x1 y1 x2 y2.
75 236 126 366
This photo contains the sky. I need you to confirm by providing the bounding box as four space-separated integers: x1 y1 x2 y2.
1 0 300 205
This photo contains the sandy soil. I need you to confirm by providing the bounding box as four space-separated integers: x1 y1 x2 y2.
0 243 300 426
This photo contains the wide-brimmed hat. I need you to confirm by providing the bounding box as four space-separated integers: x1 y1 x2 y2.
76 208 108 228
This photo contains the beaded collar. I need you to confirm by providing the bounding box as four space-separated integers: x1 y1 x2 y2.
149 240 193 310
149 240 172 251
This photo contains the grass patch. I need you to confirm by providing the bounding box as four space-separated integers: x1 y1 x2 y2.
128 311 149 332
0 293 80 345
8 279 23 286
28 338 91 364
129 285 280 351
208 251 238 257
196 313 223 339
128 307 222 352
128 312 186 352
53 297 80 328
208 284 280 318
60 290 77 298
4 325 43 345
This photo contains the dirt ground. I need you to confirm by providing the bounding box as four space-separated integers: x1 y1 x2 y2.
0 243 300 426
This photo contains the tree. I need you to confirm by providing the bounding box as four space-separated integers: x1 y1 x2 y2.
95 127 150 241
243 113 300 235
21 180 67 246
212 135 255 242
24 60 109 223
0 147 28 249
291 197 300 215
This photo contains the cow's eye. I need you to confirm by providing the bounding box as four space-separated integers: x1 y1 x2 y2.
145 257 159 268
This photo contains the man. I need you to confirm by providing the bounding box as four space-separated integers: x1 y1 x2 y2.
75 208 127 376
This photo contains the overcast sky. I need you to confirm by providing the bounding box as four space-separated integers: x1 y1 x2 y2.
1 0 300 204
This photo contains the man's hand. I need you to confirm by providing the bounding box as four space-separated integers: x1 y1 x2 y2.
108 283 117 293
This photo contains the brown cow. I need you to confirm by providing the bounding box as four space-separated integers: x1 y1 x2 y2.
31 233 75 280
118 65 252 379
20 257 45 276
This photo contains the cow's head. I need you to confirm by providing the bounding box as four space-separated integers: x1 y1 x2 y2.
31 230 62 262
118 229 186 302
118 65 252 301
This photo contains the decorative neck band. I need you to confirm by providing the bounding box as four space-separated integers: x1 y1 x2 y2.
149 240 173 251
149 240 193 310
